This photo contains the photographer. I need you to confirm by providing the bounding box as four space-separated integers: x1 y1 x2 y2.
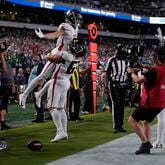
127 45 165 155
0 42 7 73
105 44 130 133
0 39 8 151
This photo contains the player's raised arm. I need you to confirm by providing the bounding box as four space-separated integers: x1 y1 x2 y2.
155 27 165 45
35 28 65 40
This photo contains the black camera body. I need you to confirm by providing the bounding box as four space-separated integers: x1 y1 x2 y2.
116 43 144 68
116 43 127 60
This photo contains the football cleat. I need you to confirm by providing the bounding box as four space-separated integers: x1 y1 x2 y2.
34 92 41 108
152 141 164 148
0 141 7 151
62 132 68 140
50 130 67 143
19 93 27 109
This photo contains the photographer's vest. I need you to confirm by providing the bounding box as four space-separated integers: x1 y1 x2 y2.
140 65 165 109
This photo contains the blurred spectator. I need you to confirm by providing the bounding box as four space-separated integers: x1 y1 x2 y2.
81 66 93 114
101 86 111 112
0 57 15 130
24 67 31 84
0 45 7 73
28 54 45 122
15 67 26 94
0 40 8 151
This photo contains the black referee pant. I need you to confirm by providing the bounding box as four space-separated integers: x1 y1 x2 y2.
68 88 81 120
109 82 126 130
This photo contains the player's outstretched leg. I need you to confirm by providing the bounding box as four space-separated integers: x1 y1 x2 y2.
34 80 52 108
19 61 56 109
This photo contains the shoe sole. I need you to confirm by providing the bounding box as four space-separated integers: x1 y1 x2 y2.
0 146 7 151
62 136 68 140
50 136 67 143
136 152 150 155
135 149 151 155
153 144 164 148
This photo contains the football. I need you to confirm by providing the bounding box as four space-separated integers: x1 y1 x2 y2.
27 140 43 151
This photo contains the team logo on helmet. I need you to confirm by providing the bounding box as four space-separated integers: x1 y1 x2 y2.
65 9 83 27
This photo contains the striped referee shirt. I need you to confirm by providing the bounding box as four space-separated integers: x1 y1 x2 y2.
105 56 130 83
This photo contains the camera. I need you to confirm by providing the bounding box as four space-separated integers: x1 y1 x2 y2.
116 43 127 60
116 43 144 68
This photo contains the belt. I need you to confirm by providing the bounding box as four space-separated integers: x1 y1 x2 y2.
112 81 127 84
111 81 128 87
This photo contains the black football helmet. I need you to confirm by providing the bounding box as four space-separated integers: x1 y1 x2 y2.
70 39 87 57
65 9 83 27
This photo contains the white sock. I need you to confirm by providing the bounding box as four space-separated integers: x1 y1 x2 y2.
24 76 42 96
59 109 67 134
50 109 63 132
156 108 165 143
37 80 52 98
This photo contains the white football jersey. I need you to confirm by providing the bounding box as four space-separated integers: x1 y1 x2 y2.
56 23 78 50
52 51 80 80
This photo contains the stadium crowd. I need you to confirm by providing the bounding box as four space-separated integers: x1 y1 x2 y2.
0 0 165 35
0 27 157 107
53 0 165 17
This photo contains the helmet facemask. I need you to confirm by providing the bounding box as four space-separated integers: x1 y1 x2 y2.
69 39 86 57
65 9 83 28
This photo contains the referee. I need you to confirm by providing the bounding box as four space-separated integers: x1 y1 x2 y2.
68 67 83 121
105 45 130 133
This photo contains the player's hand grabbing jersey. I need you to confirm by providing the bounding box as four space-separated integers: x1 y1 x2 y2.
52 51 80 80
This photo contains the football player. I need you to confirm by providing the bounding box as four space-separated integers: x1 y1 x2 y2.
38 39 87 142
19 9 83 109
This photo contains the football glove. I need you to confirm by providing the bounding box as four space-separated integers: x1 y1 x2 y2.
155 27 164 44
35 28 44 38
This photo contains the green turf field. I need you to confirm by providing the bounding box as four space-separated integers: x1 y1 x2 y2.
0 103 136 165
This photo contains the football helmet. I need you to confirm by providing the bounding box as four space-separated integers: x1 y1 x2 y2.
65 9 83 27
70 39 87 57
